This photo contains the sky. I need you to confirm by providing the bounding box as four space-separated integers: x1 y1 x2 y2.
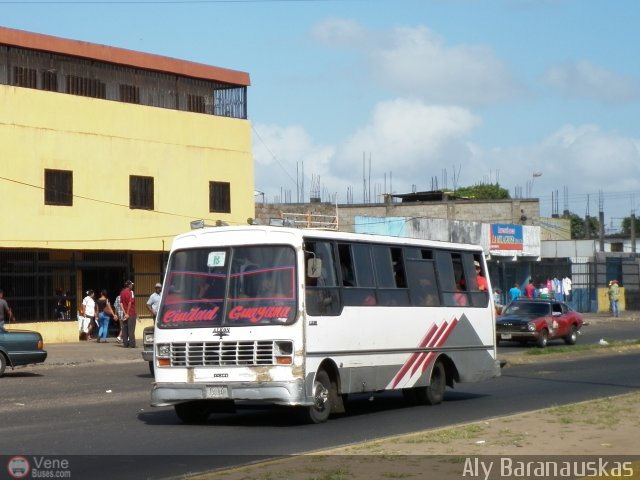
3 0 640 232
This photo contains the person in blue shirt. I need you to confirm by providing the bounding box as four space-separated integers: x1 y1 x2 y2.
509 283 522 302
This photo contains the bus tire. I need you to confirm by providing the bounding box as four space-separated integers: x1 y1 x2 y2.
306 370 332 424
415 360 446 405
174 401 211 424
0 353 6 377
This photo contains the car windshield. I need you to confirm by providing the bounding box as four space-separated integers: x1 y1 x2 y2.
158 245 297 328
503 301 551 316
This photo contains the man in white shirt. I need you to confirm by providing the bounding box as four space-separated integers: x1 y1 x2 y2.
80 289 96 340
146 283 162 322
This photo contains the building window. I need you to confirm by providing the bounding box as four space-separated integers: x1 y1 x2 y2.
44 169 73 206
119 84 140 104
13 66 37 88
66 75 106 98
209 181 230 213
42 71 58 92
130 175 154 210
187 94 206 113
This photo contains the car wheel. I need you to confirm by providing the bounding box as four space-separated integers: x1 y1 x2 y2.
303 370 332 424
414 360 446 405
564 325 578 345
536 329 549 348
148 361 154 376
174 401 211 424
0 353 6 377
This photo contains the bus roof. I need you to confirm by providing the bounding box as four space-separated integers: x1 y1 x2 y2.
171 225 485 254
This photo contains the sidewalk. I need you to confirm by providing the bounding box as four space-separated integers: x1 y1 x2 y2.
41 311 639 367
44 339 144 366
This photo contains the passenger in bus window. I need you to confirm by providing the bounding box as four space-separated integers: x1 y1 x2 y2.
418 278 439 306
474 260 488 291
454 279 469 305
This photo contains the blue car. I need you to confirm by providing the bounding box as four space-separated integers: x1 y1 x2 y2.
0 326 48 376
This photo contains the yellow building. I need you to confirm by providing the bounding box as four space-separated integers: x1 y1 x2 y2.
0 26 253 321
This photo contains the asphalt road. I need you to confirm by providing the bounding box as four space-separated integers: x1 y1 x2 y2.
2 338 639 480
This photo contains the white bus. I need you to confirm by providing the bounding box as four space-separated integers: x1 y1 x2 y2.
150 226 500 423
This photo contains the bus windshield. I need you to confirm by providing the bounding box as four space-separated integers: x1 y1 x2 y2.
158 245 297 328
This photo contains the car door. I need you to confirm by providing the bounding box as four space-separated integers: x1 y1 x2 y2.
551 302 569 337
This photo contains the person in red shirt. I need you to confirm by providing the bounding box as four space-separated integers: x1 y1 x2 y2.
525 281 535 298
474 261 488 291
119 280 137 348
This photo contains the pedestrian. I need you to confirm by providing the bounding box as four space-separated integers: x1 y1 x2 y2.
113 294 124 343
524 281 535 298
0 289 14 328
608 280 620 318
493 288 503 315
119 280 137 348
146 282 162 322
96 289 118 343
80 289 96 340
509 283 522 302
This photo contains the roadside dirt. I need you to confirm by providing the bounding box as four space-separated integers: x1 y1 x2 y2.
194 347 640 480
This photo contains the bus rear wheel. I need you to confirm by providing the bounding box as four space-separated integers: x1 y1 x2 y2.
304 370 332 424
414 360 446 405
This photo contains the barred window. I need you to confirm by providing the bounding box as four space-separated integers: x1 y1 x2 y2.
187 94 206 113
66 75 106 98
42 71 58 91
209 181 230 213
119 84 140 104
44 169 73 206
130 175 154 210
13 66 37 88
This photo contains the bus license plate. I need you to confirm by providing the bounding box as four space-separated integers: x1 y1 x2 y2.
205 385 228 399
501 334 512 340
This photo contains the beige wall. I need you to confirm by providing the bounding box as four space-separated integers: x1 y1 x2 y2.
6 318 154 344
0 85 254 251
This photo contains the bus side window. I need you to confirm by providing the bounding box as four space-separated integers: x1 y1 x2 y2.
373 245 410 306
406 259 440 306
305 240 341 316
436 250 469 307
339 243 377 306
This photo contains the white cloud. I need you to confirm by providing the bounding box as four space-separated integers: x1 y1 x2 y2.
487 125 640 214
545 60 639 104
252 124 336 201
253 99 484 201
310 19 523 107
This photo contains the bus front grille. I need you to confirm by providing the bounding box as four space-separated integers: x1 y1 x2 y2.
169 341 275 366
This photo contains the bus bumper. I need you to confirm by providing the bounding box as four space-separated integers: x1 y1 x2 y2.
150 380 307 407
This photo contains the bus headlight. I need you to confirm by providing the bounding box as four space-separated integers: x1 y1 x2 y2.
157 343 170 358
274 340 293 365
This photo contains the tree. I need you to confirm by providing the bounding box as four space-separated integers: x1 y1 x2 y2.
620 216 640 237
566 212 599 239
454 183 510 200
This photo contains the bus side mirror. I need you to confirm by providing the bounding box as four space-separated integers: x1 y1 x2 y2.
307 258 322 278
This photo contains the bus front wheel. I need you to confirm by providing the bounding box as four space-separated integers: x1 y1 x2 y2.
305 370 332 424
